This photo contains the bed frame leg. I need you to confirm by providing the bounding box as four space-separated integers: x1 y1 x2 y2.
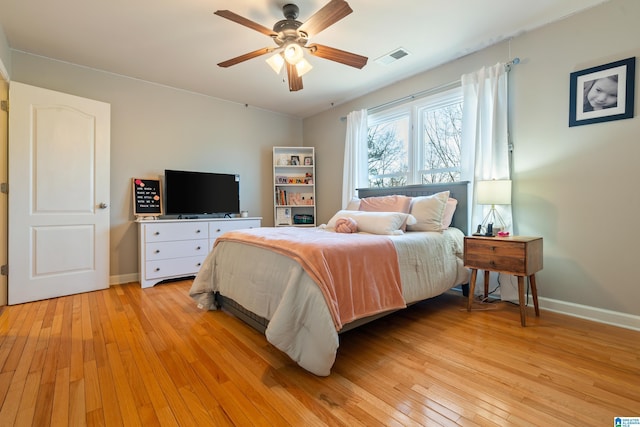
461 283 469 297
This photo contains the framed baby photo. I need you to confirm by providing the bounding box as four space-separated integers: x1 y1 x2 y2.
569 57 635 127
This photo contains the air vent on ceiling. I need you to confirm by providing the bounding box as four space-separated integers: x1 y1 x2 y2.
375 48 411 65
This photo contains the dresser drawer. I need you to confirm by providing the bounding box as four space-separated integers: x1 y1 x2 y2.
209 219 261 239
144 222 208 243
145 256 206 280
145 239 209 261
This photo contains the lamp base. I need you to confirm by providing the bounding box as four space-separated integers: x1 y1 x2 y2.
480 206 507 236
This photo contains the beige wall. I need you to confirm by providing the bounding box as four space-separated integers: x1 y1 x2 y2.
10 52 303 283
304 0 640 319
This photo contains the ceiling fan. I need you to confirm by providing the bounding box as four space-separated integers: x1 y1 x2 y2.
214 0 368 91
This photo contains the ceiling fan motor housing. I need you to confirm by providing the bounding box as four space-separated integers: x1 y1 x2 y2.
282 4 299 20
272 4 308 47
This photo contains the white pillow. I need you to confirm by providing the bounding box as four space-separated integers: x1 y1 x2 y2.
407 191 450 232
346 197 361 211
326 210 417 235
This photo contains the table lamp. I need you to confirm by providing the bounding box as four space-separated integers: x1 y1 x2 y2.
476 179 511 235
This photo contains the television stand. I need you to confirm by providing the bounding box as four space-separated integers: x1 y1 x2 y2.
137 217 261 288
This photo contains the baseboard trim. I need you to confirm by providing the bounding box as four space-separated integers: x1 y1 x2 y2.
535 296 640 332
110 273 139 286
452 286 640 331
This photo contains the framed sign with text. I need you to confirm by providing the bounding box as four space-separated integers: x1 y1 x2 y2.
132 178 162 217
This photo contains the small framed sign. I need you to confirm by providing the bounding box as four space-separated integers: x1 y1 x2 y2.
132 178 162 217
569 57 635 127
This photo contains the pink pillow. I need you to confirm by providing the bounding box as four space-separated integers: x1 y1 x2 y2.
335 217 358 233
359 195 411 213
441 198 458 229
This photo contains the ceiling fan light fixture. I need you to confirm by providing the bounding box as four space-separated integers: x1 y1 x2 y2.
295 58 313 77
283 43 304 65
266 52 285 74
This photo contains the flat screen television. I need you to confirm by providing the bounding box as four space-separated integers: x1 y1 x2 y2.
164 169 240 216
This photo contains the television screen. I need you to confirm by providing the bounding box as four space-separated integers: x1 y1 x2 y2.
164 169 240 216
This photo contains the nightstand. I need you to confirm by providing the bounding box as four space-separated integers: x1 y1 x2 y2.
464 236 543 326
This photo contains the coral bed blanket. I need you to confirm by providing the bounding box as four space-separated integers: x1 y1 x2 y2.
216 227 406 331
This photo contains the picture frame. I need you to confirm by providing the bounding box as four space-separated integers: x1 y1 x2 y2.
569 57 635 127
304 156 313 165
290 155 300 165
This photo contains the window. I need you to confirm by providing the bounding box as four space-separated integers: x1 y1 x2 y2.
367 87 463 187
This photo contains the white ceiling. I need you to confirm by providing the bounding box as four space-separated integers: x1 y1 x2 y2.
0 0 609 118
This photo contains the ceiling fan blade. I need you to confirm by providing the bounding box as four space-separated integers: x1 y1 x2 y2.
217 47 275 68
307 44 368 69
286 63 303 92
214 10 277 37
298 0 352 36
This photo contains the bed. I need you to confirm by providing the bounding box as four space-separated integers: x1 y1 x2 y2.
190 182 470 376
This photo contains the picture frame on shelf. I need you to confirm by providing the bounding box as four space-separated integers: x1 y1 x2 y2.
304 156 313 165
290 155 300 165
569 57 635 127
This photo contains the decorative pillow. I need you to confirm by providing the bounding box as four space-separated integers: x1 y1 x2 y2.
335 217 358 233
326 210 417 235
346 197 361 211
359 195 412 230
441 198 458 229
407 191 450 232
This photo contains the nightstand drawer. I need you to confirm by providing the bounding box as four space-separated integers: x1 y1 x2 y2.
464 237 542 275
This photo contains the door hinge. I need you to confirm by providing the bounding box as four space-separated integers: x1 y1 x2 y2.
0 183 7 194
0 100 7 112
0 265 7 276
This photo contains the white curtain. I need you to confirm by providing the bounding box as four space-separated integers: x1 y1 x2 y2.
460 63 516 300
342 109 368 209
461 63 512 232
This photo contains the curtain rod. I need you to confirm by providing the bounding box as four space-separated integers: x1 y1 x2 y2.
340 57 519 121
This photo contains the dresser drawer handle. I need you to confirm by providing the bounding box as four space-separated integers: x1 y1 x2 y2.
216 228 221 232
196 246 201 250
196 229 201 233
196 262 202 267
154 249 160 254
154 231 160 236
154 267 160 272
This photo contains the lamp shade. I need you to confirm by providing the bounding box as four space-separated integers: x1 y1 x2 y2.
266 53 285 74
476 180 512 205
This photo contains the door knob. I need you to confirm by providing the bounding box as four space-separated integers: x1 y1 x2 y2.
99 202 108 209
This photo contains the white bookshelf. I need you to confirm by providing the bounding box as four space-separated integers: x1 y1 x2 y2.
273 146 316 227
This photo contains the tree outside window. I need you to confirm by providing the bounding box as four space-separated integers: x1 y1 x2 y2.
367 88 462 187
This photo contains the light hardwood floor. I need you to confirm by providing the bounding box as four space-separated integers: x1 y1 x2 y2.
0 280 638 426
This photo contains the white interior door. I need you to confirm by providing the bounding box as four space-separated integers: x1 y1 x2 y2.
8 82 110 305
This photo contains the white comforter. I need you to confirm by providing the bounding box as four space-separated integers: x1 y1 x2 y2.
189 227 469 376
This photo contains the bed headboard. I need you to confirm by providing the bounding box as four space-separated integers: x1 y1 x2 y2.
357 181 469 235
